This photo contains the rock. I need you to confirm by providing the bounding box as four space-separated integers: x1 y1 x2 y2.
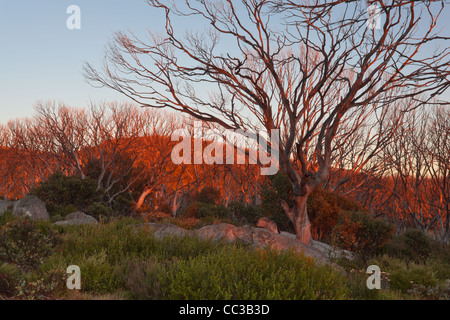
0 200 15 216
310 239 354 260
65 211 92 221
144 223 194 239
54 218 98 226
139 222 354 264
13 196 49 221
281 231 354 260
54 211 98 226
256 217 279 234
197 223 327 262
196 223 252 243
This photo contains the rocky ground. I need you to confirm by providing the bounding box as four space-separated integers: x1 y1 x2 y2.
141 221 353 264
1 197 352 264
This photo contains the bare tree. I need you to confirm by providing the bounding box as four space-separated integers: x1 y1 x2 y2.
84 0 449 243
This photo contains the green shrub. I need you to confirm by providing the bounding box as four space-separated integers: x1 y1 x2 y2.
125 247 348 300
389 263 438 293
307 189 364 242
111 194 134 216
259 173 294 232
380 229 432 263
87 202 113 221
369 255 440 294
30 172 102 217
331 211 393 265
181 201 201 219
15 269 65 300
407 280 450 300
0 218 60 271
260 173 364 238
227 201 263 224
430 241 450 264
0 263 21 297
403 229 432 262
123 257 164 300
198 203 231 220
0 210 14 228
181 202 231 221
41 220 234 294
194 187 220 205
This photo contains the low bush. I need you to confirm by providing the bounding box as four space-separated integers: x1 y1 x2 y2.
403 229 432 261
0 210 15 228
331 211 393 265
87 202 113 221
181 201 232 221
193 187 220 205
259 172 365 238
308 189 363 242
369 255 441 294
407 280 450 300
380 229 432 263
125 247 348 300
30 172 102 217
0 218 61 271
0 217 64 299
259 172 294 232
227 201 263 224
0 263 21 297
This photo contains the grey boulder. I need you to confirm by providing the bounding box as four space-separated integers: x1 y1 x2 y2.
13 196 49 221
54 211 98 226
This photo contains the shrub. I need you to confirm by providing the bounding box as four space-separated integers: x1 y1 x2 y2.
0 218 60 271
389 263 438 293
369 255 440 294
227 201 263 224
125 247 348 300
403 229 432 262
15 270 65 300
380 229 432 263
87 202 113 220
0 263 21 297
193 187 220 205
307 189 364 242
198 203 231 220
181 202 232 221
407 280 450 300
260 173 365 238
181 201 201 219
259 173 294 232
111 194 134 216
30 172 102 217
0 210 14 228
41 221 235 294
331 211 393 265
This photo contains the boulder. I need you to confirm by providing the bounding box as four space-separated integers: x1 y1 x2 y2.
65 211 93 221
54 211 98 226
0 200 15 216
281 231 354 260
139 222 354 264
13 196 49 221
144 223 194 238
256 217 279 234
196 223 327 262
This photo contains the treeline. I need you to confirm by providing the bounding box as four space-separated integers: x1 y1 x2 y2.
0 102 448 242
0 102 260 215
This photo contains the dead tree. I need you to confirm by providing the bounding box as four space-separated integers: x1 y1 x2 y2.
84 0 450 243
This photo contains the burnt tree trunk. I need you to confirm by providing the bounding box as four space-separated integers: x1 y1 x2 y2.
281 195 312 244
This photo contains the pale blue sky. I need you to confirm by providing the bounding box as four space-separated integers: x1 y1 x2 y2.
0 1 449 123
0 0 166 121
